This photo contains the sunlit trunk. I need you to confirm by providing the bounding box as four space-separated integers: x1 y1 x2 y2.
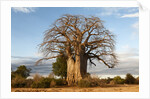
66 57 75 86
74 54 83 83
66 41 88 85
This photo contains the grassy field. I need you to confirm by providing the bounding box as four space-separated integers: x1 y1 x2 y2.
11 84 139 92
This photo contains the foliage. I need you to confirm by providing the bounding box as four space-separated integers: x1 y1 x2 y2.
33 73 42 82
78 79 91 87
11 65 32 88
12 65 31 79
48 73 54 78
52 56 67 79
78 75 107 87
106 77 113 84
113 76 125 84
125 73 136 84
55 78 66 86
32 77 52 88
11 71 16 80
25 79 34 88
31 73 66 88
135 77 139 84
50 80 56 87
11 75 26 88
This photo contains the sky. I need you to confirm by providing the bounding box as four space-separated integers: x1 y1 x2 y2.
11 7 139 77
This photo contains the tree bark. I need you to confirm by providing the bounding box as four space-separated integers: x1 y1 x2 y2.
66 57 75 86
74 54 83 83
81 55 88 76
66 40 88 85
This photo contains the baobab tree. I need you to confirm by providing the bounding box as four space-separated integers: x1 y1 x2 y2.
36 14 117 85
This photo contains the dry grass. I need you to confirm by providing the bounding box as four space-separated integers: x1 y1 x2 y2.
11 84 139 92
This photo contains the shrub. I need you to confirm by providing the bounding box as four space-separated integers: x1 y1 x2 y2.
78 75 109 87
13 65 31 78
106 77 113 84
98 79 108 86
125 73 135 84
31 82 40 88
11 71 16 80
48 73 54 78
11 75 26 88
135 77 139 84
89 76 102 87
32 77 52 88
55 78 66 86
113 76 125 84
25 79 34 88
78 79 91 87
33 73 42 82
109 80 116 85
50 80 56 87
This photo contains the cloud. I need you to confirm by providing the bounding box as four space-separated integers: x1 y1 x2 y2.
132 21 139 29
12 44 139 76
34 52 44 57
121 12 139 18
11 56 55 75
88 45 139 75
96 8 138 17
11 56 55 67
12 7 36 13
96 7 122 16
131 21 139 39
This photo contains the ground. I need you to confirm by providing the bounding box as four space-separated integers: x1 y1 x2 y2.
11 84 139 92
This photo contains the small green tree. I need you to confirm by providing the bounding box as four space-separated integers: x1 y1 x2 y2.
113 76 125 84
11 65 31 79
52 55 67 79
125 73 135 84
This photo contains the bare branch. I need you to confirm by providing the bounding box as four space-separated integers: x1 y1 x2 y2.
35 54 62 66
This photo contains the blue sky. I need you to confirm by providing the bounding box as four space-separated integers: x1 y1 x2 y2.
11 7 139 76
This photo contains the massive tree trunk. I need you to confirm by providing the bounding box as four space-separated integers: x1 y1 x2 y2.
67 43 89 85
66 43 88 85
67 54 88 85
81 55 88 76
74 54 83 83
66 56 76 86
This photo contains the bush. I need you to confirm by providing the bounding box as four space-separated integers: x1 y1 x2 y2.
113 76 125 84
50 80 56 87
12 65 31 78
109 80 116 85
11 71 16 80
48 73 54 78
78 75 111 87
125 73 136 84
78 79 91 87
55 79 66 86
25 79 34 88
106 77 113 84
33 73 42 82
32 77 52 88
135 77 139 84
89 76 103 87
11 75 26 88
98 79 108 86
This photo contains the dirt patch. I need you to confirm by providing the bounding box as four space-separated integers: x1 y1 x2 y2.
11 84 139 92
